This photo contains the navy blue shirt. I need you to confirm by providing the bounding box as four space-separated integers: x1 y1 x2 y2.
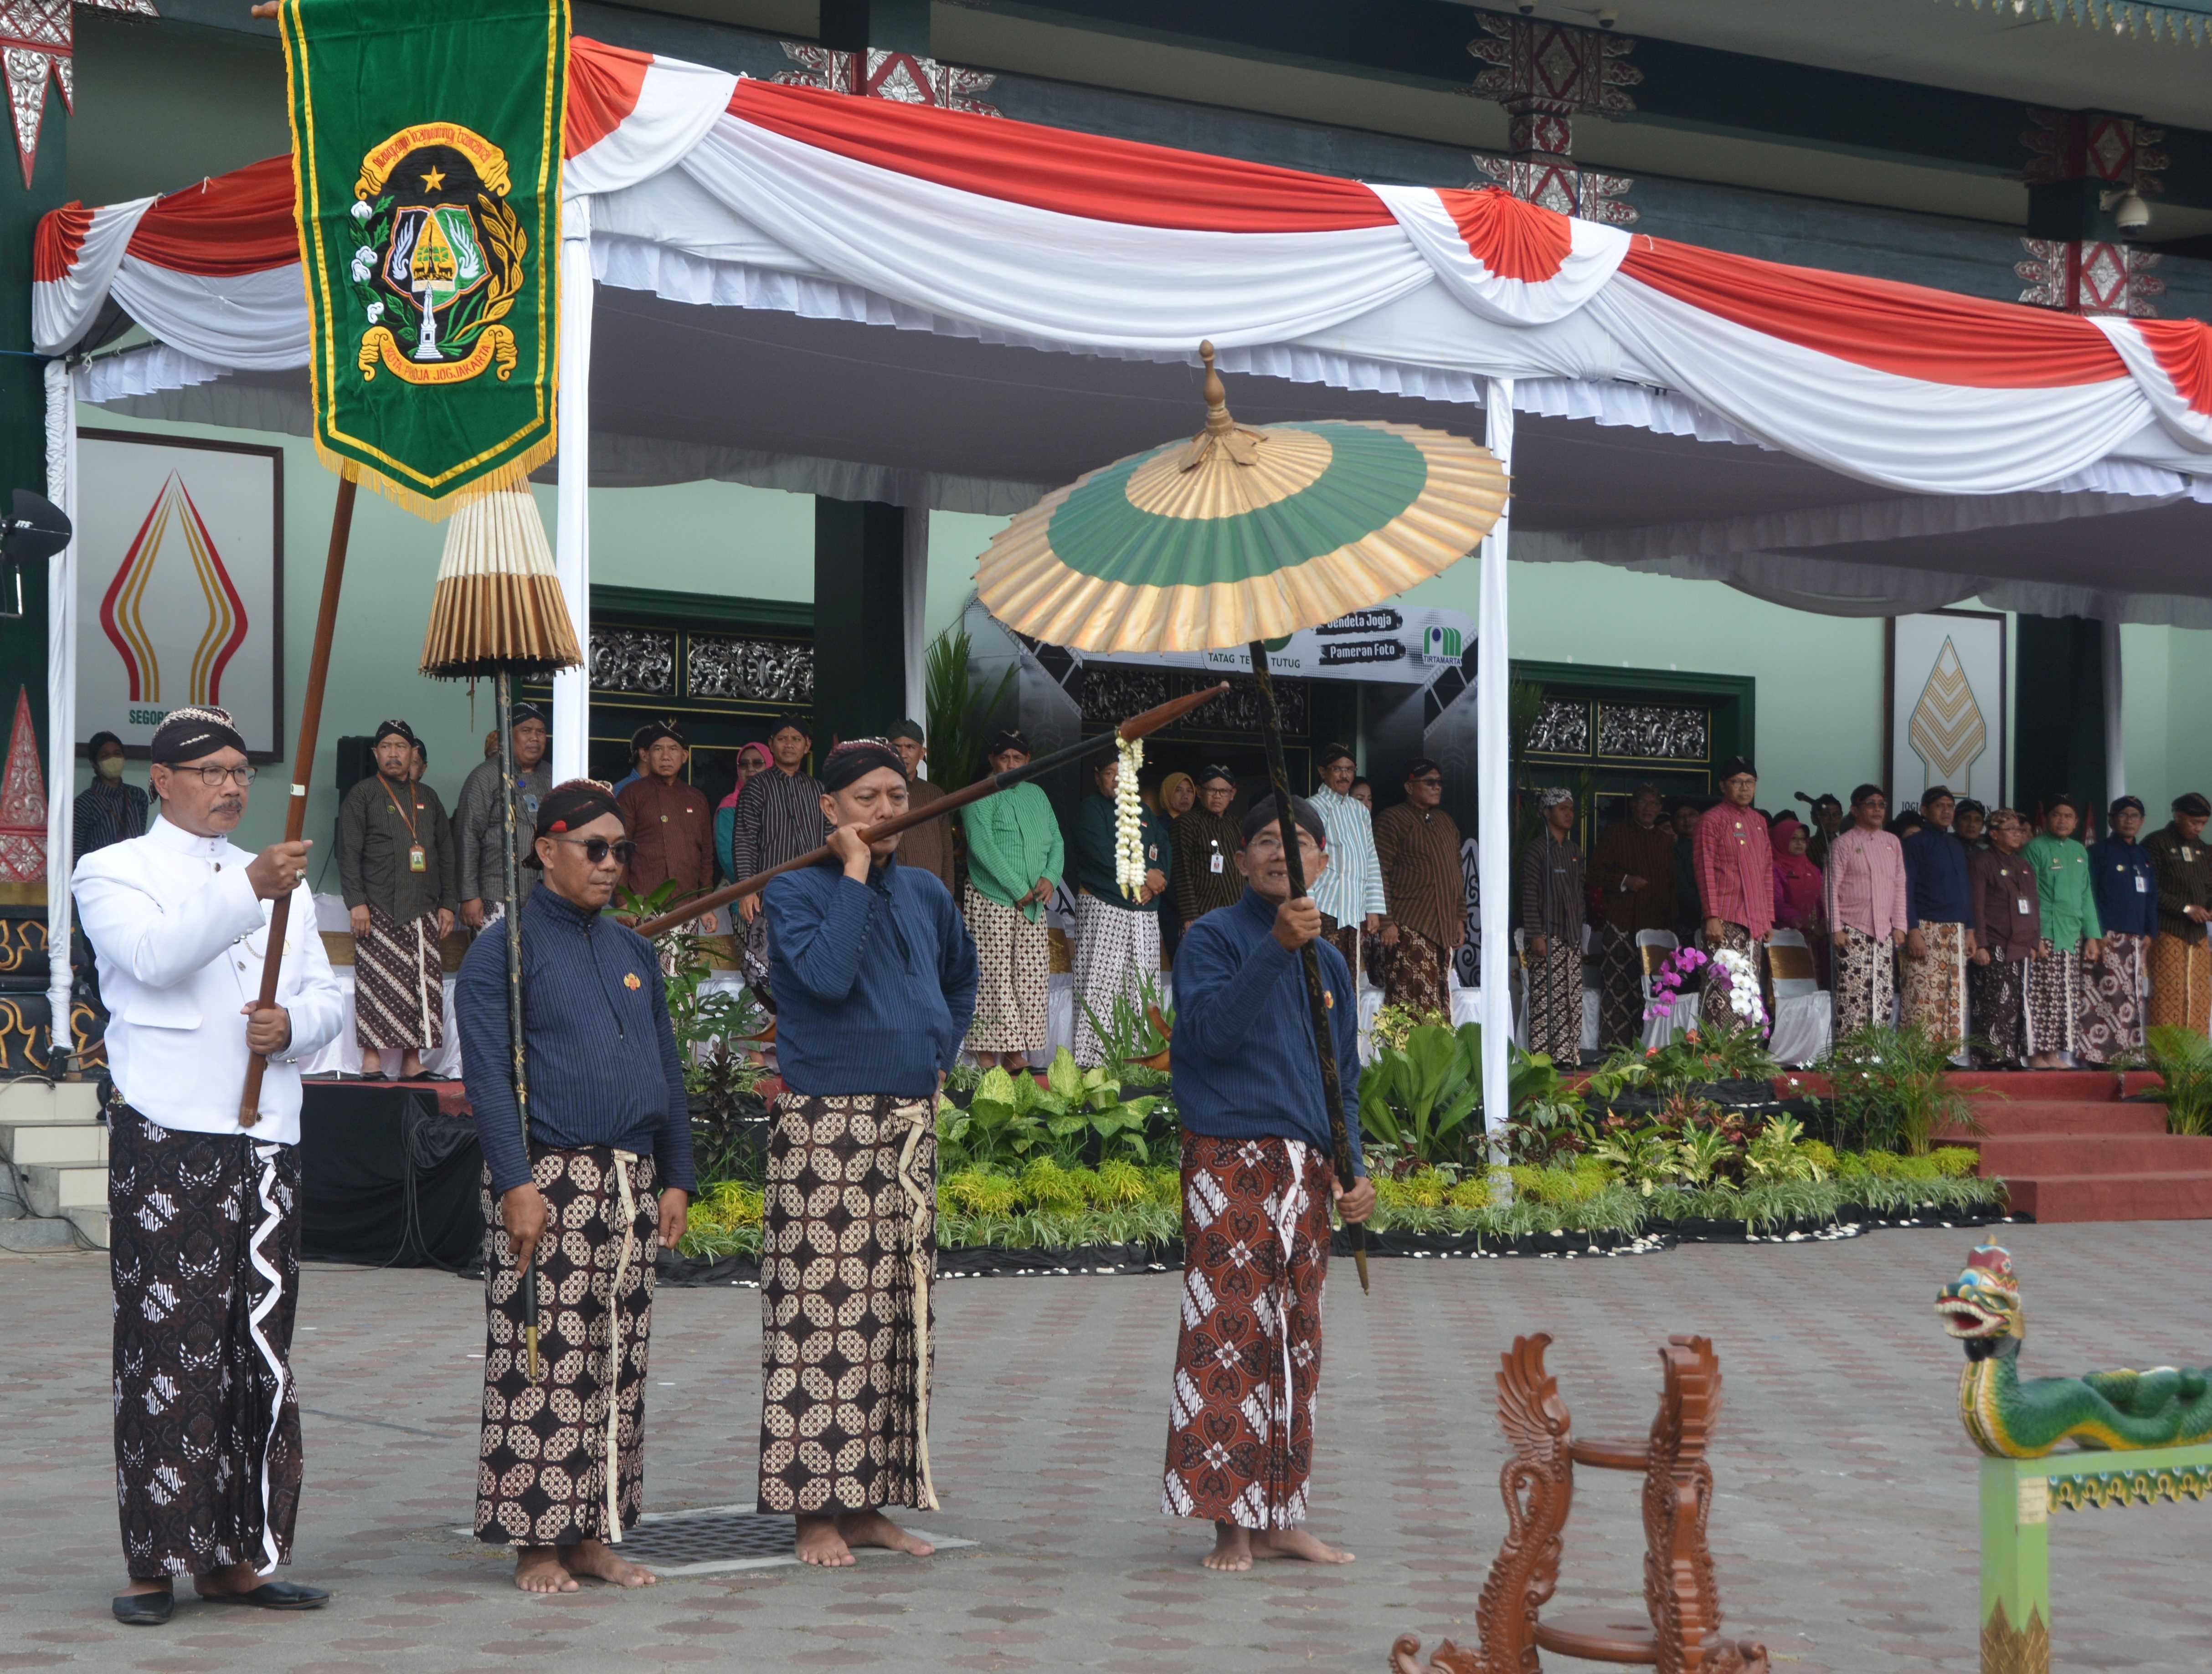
2088 836 2158 937
765 853 979 1097
458 884 695 1196
1902 826 1973 928
1171 888 1365 1176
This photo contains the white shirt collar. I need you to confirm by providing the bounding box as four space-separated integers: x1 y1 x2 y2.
148 811 234 863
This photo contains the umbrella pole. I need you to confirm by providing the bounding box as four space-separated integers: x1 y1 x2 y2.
496 669 541 1384
1246 641 1370 1295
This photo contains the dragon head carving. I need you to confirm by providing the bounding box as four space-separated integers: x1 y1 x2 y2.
1936 1240 2023 1361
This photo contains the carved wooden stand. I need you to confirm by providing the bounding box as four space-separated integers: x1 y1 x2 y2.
1391 1333 1770 1674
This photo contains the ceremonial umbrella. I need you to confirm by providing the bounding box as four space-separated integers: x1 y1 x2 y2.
974 344 1511 1290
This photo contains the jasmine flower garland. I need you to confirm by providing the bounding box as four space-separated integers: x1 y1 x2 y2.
1114 737 1146 899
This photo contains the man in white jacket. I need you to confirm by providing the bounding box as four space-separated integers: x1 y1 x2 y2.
72 705 344 1627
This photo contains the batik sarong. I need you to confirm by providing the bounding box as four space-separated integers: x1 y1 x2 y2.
2150 932 2212 1036
1699 922 1765 1032
476 1147 658 1547
1970 958 2030 1068
963 884 1050 1057
2078 931 2147 1064
1072 892 1162 1068
355 901 443 1052
1832 926 1896 1039
759 1092 936 1514
1162 1132 1331 1530
1595 924 1643 1049
1901 920 1970 1054
2025 947 2079 1058
1383 926 1448 1017
1319 915 1361 990
110 1106 303 1580
1524 941 1582 1065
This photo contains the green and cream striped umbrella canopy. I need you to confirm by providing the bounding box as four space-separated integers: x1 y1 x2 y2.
977 344 1510 653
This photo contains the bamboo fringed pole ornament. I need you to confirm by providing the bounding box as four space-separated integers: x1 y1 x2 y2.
238 472 358 1125
421 486 581 1388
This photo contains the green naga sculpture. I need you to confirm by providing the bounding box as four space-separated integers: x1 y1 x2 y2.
1936 1239 2212 1458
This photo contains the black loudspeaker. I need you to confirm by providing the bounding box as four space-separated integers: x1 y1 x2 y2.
334 735 376 802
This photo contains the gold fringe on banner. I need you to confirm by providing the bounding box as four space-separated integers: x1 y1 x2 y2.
419 485 583 678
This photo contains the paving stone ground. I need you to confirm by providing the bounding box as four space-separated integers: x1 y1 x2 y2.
4 1220 2211 1673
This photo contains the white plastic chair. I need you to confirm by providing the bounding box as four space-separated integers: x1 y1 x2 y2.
1764 927 1832 1068
1636 928 1684 1050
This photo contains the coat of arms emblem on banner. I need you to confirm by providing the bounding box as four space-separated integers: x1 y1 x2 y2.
351 124 525 385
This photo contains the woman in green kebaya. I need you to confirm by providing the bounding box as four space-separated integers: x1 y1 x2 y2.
959 731 1065 1070
2022 795 2101 1070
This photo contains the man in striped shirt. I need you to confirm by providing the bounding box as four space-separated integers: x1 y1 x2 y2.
1308 744 1387 987
730 715 829 990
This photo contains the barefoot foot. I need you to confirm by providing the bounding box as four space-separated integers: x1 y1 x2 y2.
796 1514 854 1568
562 1539 656 1588
1202 1523 1252 1572
1252 1528 1355 1564
514 1548 578 1594
838 1509 933 1558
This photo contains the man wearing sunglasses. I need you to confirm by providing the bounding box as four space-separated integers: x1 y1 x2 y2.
74 705 345 1624
757 739 977 1567
454 780 695 1595
1372 758 1463 1014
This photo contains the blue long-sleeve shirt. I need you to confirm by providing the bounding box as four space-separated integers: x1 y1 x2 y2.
457 884 695 1196
1170 888 1365 1176
2088 835 2158 937
764 853 979 1097
1902 826 1973 929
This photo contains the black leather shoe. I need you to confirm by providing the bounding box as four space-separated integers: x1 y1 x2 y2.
203 1579 330 1610
112 1588 173 1626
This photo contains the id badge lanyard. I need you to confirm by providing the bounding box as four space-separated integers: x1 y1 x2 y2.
380 774 429 873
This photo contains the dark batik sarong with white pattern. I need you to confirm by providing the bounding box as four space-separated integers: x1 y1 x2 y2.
1525 942 1582 1065
476 1147 658 1547
1833 926 1897 1038
109 1106 304 1580
2079 931 2147 1064
759 1093 937 1514
1595 924 1644 1049
1700 922 1766 1031
1970 959 2031 1068
2025 947 2079 1058
1162 1132 1331 1530
355 901 443 1052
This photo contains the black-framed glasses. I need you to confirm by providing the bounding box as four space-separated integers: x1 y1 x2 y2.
550 836 638 865
1409 775 1443 788
177 765 256 787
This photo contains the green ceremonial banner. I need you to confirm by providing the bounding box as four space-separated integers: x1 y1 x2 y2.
278 0 567 514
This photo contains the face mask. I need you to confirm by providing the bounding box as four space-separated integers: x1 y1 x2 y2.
96 755 124 781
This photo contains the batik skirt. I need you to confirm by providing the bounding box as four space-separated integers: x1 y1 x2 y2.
1832 926 1897 1039
1071 892 1162 1068
759 1092 937 1515
110 1106 303 1580
1162 1132 1332 1530
2078 931 2148 1064
1595 924 1643 1049
1901 920 1970 1053
355 902 443 1052
1524 940 1582 1065
476 1147 659 1547
1970 957 2031 1068
1319 915 1362 990
1699 922 1766 1032
963 885 1050 1056
2024 946 2079 1058
2150 932 2212 1035
1382 927 1449 1017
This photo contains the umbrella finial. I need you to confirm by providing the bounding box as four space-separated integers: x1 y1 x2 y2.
1184 341 1262 470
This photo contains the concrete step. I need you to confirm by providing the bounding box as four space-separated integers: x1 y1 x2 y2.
1949 1069 2137 1102
0 1079 103 1124
1973 1132 2212 1176
0 1216 86 1253
0 1120 108 1166
2002 1171 2212 1223
63 1207 108 1250
16 1162 107 1217
1939 1101 2170 1140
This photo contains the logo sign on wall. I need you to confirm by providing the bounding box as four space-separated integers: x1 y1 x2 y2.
1886 608 2005 810
1070 606 1474 684
76 432 283 760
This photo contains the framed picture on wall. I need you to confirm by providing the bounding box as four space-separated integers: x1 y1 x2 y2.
75 431 284 760
1885 608 2005 810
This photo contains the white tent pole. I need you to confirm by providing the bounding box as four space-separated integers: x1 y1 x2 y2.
2101 616 2125 805
1479 377 1514 1152
42 359 78 1067
551 194 594 784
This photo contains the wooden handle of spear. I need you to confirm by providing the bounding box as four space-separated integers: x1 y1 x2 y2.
494 670 542 1384
1247 640 1369 1294
238 474 357 1125
635 679 1233 940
